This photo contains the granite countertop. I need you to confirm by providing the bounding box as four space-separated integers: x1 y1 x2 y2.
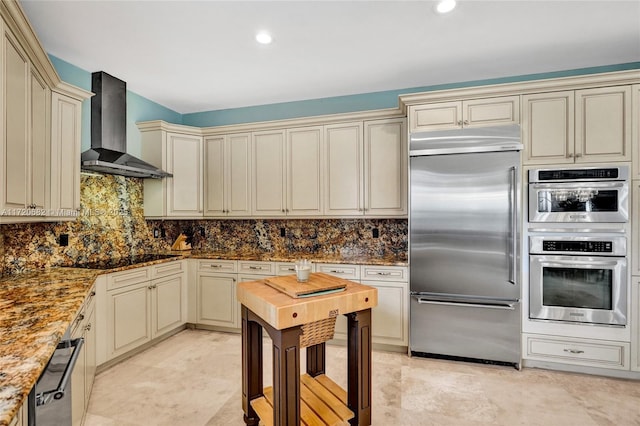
0 251 405 425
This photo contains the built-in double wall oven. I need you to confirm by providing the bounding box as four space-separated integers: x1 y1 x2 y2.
527 165 629 327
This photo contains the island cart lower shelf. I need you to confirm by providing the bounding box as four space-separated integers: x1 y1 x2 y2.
250 373 354 426
237 274 378 426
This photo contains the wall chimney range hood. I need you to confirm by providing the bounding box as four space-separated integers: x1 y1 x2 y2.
81 71 171 179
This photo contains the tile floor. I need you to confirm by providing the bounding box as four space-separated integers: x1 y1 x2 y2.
85 329 640 426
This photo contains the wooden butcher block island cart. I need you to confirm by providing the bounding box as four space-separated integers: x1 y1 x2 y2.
237 272 378 426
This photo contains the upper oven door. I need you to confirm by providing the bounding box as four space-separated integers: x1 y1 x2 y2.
528 181 628 223
529 254 627 326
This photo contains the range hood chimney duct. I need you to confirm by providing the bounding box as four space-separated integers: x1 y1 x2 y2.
81 71 171 179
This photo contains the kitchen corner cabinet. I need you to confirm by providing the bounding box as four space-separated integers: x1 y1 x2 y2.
408 96 519 132
141 127 203 218
204 133 251 217
324 119 406 217
98 261 186 363
1 24 50 213
523 86 631 165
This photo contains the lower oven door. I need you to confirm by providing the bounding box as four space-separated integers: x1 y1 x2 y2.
529 255 627 326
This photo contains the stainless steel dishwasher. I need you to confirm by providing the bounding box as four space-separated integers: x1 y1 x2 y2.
31 329 84 426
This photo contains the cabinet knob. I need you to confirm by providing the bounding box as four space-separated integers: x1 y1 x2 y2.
567 153 574 158
575 153 582 158
457 120 463 126
85 323 92 331
148 285 154 290
463 120 469 125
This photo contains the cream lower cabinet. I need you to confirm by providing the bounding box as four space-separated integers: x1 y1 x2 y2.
204 133 252 217
522 86 631 165
8 400 28 426
195 259 239 329
408 96 519 132
329 265 408 348
70 286 96 426
99 262 186 363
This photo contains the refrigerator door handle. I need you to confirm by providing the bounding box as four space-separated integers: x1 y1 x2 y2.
414 296 517 310
509 165 517 285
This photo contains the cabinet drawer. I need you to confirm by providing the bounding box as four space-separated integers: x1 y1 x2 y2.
238 261 275 276
275 261 316 276
315 263 360 280
152 259 184 279
197 259 237 273
107 267 151 290
361 265 407 282
525 334 629 369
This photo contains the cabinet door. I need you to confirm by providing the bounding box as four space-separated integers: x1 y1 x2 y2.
287 126 323 216
51 92 81 213
575 86 631 163
633 85 640 179
29 70 49 210
522 91 575 165
166 133 203 217
227 133 252 217
252 130 286 216
153 274 186 337
361 280 408 346
197 273 238 328
2 30 29 210
107 283 152 359
364 118 407 216
324 122 364 216
409 102 461 132
204 136 225 216
463 96 520 128
84 303 96 408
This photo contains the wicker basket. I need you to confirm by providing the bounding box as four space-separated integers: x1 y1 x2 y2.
299 317 337 348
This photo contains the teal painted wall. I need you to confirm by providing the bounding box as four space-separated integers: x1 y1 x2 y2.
49 55 182 156
51 54 640 137
182 62 640 127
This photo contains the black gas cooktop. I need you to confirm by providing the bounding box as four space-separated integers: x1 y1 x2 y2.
71 254 180 270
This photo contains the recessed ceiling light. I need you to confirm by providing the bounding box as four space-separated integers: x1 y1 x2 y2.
436 0 456 14
256 32 273 45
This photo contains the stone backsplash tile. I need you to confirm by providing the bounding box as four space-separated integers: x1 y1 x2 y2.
1 174 407 275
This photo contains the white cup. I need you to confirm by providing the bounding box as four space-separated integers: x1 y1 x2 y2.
295 260 311 283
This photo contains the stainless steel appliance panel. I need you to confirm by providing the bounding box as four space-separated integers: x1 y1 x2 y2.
410 295 521 365
410 150 520 300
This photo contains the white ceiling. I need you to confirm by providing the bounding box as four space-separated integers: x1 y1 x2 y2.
20 0 640 114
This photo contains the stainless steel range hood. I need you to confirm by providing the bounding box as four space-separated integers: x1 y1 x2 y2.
81 71 171 179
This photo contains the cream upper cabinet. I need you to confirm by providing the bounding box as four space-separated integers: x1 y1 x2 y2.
364 118 407 216
409 96 519 132
50 92 82 214
523 86 631 165
633 84 640 179
1 26 51 214
325 120 406 217
324 122 364 216
286 126 323 216
251 126 323 217
252 130 286 216
141 126 203 218
204 133 251 217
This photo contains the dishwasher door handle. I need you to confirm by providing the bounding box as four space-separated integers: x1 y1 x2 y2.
36 337 84 406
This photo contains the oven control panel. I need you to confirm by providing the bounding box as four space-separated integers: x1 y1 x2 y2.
542 240 612 253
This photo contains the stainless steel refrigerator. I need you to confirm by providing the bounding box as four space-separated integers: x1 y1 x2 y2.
409 125 522 367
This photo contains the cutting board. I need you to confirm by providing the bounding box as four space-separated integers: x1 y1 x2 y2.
263 272 348 298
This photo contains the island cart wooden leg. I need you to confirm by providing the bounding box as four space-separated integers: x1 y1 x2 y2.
241 305 263 426
266 320 303 425
306 342 326 376
347 309 372 426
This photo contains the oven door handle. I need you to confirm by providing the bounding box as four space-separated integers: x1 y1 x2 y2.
541 260 620 268
36 337 84 406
